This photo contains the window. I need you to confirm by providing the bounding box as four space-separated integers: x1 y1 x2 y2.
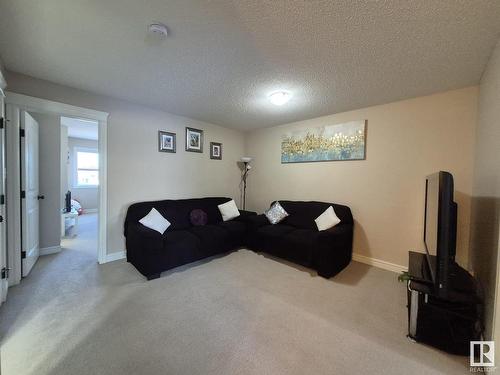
75 148 99 187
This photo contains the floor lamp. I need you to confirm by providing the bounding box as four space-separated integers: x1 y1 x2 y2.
241 157 252 210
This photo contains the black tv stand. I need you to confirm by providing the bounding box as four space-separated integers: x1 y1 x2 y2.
407 251 482 355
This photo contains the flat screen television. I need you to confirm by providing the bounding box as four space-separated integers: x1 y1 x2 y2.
423 171 457 296
65 190 72 213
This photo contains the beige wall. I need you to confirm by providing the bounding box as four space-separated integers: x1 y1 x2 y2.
67 137 99 210
5 71 480 270
31 112 61 250
470 39 500 346
245 87 478 269
6 71 246 255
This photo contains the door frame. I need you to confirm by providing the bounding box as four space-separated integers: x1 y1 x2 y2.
0 82 7 306
20 110 41 277
5 92 109 285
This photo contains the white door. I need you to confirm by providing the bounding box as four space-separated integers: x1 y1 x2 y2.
0 92 7 304
20 111 40 277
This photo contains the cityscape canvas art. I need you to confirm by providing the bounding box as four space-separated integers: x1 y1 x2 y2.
281 120 366 163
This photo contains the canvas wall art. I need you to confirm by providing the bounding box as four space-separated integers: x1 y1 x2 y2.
281 120 366 163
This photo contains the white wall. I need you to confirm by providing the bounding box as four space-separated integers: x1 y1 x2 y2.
470 39 500 348
5 71 246 255
245 87 478 269
67 137 98 210
0 58 5 90
31 112 61 249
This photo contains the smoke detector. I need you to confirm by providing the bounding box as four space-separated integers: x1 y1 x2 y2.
148 23 168 38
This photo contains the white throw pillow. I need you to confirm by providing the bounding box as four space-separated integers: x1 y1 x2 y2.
218 199 240 221
315 206 341 231
265 201 289 224
139 208 171 234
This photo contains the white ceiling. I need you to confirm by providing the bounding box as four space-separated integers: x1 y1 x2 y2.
61 117 98 140
1 1 500 130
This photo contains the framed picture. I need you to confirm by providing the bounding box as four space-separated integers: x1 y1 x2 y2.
158 131 176 153
185 127 204 153
210 142 222 160
281 120 367 163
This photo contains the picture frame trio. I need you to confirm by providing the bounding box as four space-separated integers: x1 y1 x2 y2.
158 127 222 160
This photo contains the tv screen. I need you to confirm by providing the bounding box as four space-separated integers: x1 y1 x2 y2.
423 171 457 295
424 174 439 256
65 190 71 213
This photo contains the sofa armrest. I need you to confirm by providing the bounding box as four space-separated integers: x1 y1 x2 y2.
128 222 164 239
314 224 354 278
126 222 165 252
318 224 353 241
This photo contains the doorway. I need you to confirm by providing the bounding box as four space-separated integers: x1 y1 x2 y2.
0 86 7 307
60 116 99 256
4 92 108 287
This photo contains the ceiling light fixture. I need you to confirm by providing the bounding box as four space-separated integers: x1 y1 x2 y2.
269 91 291 106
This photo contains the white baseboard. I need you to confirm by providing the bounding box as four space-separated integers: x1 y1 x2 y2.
104 251 126 263
84 208 98 213
40 245 62 256
352 253 407 273
102 249 406 272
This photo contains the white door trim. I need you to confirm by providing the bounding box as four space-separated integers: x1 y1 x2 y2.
97 115 107 264
0 81 7 305
5 92 108 121
5 92 109 281
5 104 22 286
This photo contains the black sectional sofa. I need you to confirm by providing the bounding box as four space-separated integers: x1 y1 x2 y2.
124 198 353 280
246 201 354 278
124 197 254 279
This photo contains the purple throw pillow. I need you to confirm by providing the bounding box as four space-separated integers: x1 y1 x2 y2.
190 209 208 226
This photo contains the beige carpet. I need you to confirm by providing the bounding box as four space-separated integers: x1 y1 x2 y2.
0 215 469 375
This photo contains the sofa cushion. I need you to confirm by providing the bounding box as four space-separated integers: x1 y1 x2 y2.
315 206 341 231
190 209 208 226
124 197 232 232
278 201 353 230
281 229 319 266
139 208 171 234
264 201 289 224
217 220 246 247
218 199 240 221
163 230 204 267
189 198 230 225
256 224 295 238
189 225 232 255
249 224 295 256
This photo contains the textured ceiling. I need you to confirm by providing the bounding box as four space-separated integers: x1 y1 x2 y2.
1 1 500 130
